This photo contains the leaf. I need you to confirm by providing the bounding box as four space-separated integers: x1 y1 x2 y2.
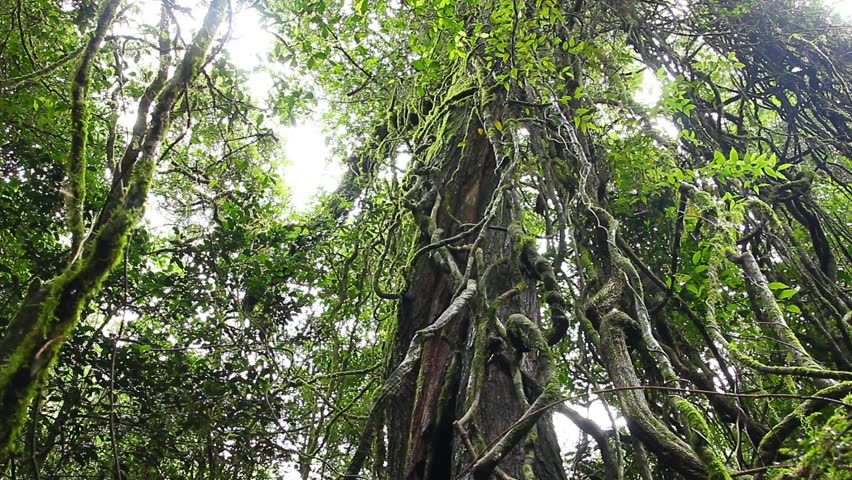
692 251 702 264
778 289 798 299
768 281 789 290
786 304 802 313
355 0 368 15
494 120 503 131
767 153 778 167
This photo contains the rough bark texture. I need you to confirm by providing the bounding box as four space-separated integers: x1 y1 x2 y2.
384 98 567 479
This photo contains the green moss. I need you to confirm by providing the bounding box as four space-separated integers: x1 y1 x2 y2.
673 396 732 480
506 313 554 385
463 313 490 413
508 222 536 257
506 314 546 352
788 395 852 479
674 396 711 436
577 313 600 347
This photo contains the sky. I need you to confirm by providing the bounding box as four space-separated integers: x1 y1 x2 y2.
224 9 340 211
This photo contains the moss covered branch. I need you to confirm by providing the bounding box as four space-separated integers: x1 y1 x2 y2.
0 0 228 457
65 0 122 256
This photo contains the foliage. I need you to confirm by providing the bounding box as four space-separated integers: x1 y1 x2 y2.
0 0 851 479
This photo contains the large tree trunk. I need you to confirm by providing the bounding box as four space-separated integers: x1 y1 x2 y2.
381 92 567 478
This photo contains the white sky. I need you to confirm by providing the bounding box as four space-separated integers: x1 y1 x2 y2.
225 9 341 211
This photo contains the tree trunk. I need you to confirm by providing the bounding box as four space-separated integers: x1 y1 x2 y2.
381 91 567 478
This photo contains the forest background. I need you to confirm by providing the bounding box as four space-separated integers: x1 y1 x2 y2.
1 0 851 479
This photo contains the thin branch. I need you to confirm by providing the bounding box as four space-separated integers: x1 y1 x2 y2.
65 0 123 259
0 45 85 89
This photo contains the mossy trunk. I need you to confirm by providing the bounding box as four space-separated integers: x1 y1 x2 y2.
384 96 567 479
0 0 228 457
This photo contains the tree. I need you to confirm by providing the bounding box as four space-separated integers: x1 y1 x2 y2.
1 0 851 479
0 0 229 459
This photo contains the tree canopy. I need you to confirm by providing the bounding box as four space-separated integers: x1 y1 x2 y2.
1 0 851 479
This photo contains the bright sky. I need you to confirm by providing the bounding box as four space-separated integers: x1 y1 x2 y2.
224 9 340 211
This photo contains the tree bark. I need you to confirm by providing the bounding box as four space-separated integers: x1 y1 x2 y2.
381 92 567 478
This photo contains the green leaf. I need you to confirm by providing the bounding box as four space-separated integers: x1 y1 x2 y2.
692 251 702 264
355 0 368 15
786 304 802 313
768 282 789 290
778 289 798 299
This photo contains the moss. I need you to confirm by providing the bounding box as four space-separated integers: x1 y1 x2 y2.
411 66 474 144
506 313 554 385
788 395 852 479
1 0 227 455
65 0 122 251
743 198 781 231
522 422 538 480
463 313 490 407
506 313 539 352
674 396 711 437
766 170 816 202
507 222 570 345
673 396 733 480
512 232 537 259
577 312 600 347
0 248 113 456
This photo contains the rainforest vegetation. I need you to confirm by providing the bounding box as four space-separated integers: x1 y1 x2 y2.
1 0 851 478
